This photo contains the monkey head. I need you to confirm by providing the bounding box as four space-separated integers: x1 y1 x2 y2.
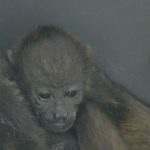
12 26 89 132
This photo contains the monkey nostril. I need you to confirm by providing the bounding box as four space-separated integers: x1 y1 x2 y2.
53 112 68 122
53 112 57 119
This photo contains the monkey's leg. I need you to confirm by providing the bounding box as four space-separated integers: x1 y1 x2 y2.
75 102 128 150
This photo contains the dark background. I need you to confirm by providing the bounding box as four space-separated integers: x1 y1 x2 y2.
0 0 150 105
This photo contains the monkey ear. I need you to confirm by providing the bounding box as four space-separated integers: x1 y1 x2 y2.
79 42 93 60
83 44 93 58
6 49 14 64
67 31 93 58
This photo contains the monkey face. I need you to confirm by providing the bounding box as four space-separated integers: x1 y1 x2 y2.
14 34 87 132
31 82 84 132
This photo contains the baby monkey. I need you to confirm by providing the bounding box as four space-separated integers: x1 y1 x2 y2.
0 26 149 150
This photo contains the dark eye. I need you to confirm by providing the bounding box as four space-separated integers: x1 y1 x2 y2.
38 93 52 102
64 90 77 98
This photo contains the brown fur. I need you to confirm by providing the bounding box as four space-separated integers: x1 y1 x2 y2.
0 57 78 150
120 94 150 150
0 57 52 150
85 64 150 150
0 25 150 150
76 102 128 150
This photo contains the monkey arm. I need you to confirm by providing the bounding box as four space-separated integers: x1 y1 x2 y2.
75 101 128 150
118 93 150 150
86 64 150 150
85 64 130 125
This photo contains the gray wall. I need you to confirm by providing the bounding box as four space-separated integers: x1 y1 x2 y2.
0 0 150 105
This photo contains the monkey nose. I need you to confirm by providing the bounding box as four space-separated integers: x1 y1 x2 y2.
53 107 68 122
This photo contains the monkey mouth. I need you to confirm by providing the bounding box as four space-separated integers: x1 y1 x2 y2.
41 118 75 133
54 120 67 126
